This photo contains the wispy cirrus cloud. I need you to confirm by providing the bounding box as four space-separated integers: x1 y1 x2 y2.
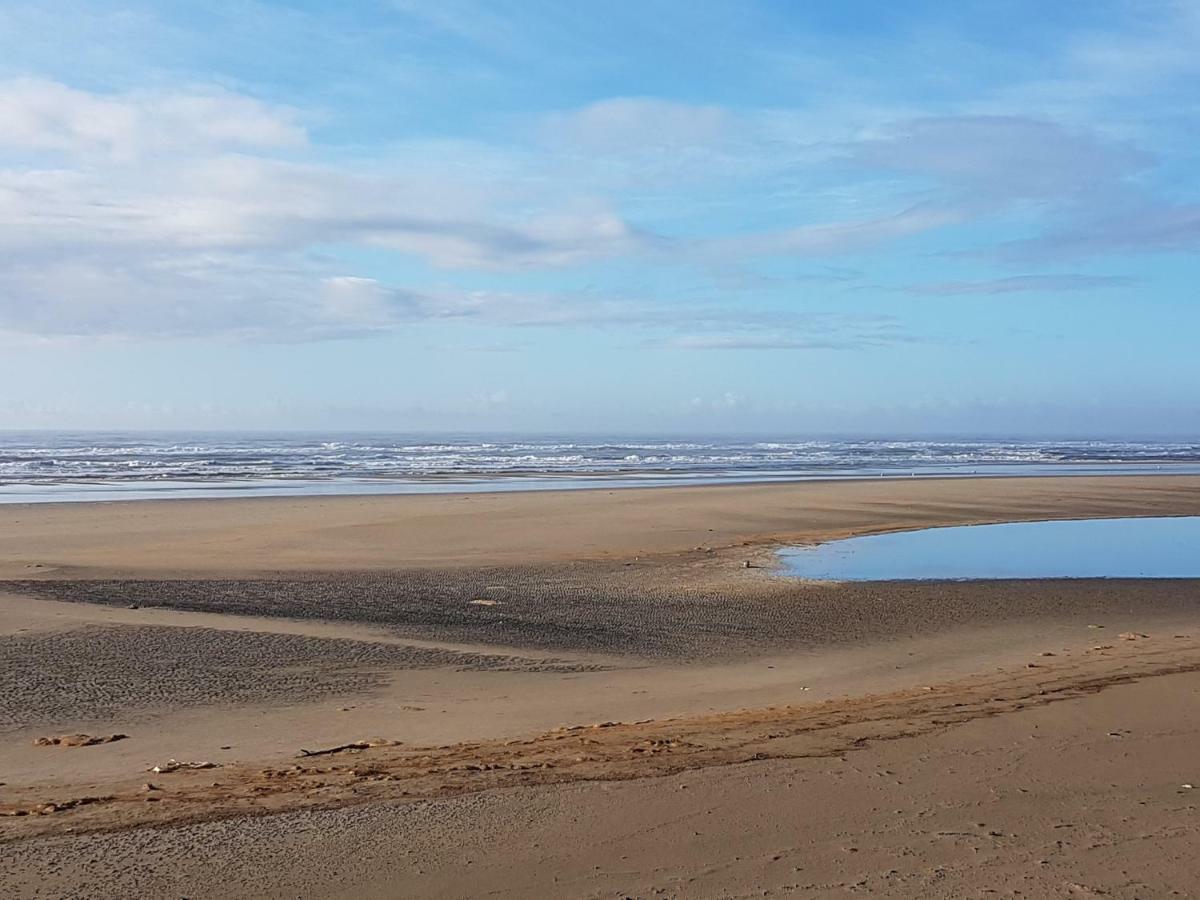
905 274 1137 295
714 204 965 258
543 97 729 152
848 115 1149 202
667 334 901 351
661 310 923 352
994 201 1200 262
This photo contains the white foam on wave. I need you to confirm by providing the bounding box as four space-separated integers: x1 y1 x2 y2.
2 434 1199 490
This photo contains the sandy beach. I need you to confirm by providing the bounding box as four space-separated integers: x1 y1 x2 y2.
3 475 1200 897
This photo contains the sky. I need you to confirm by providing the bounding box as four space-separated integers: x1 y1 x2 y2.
0 0 1198 436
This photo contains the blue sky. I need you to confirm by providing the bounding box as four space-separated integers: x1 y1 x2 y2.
0 0 1197 435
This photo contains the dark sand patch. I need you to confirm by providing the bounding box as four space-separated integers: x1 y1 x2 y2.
4 571 1199 659
0 623 599 733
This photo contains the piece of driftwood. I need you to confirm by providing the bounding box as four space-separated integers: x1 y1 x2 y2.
296 738 399 758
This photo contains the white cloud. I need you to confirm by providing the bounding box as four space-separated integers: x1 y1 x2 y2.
0 79 672 338
0 78 306 161
362 201 646 270
15 111 656 261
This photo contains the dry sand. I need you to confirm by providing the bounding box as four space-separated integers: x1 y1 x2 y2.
7 670 1200 898
2 475 1200 897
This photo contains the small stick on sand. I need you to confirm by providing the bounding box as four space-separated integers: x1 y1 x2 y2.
296 739 399 758
34 734 127 748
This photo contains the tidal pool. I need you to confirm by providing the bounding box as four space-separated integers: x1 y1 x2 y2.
778 516 1200 581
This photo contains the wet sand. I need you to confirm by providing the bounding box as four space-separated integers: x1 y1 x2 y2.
2 475 1200 897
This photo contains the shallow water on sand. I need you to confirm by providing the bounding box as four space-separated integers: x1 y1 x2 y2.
779 516 1200 581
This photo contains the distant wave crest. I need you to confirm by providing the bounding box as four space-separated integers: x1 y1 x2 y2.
2 434 1199 493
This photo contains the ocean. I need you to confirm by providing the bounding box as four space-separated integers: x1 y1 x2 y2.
1 432 1198 503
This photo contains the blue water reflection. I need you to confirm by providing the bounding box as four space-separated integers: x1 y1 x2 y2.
779 516 1200 581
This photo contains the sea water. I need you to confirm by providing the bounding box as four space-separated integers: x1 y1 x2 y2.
3 431 1200 503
